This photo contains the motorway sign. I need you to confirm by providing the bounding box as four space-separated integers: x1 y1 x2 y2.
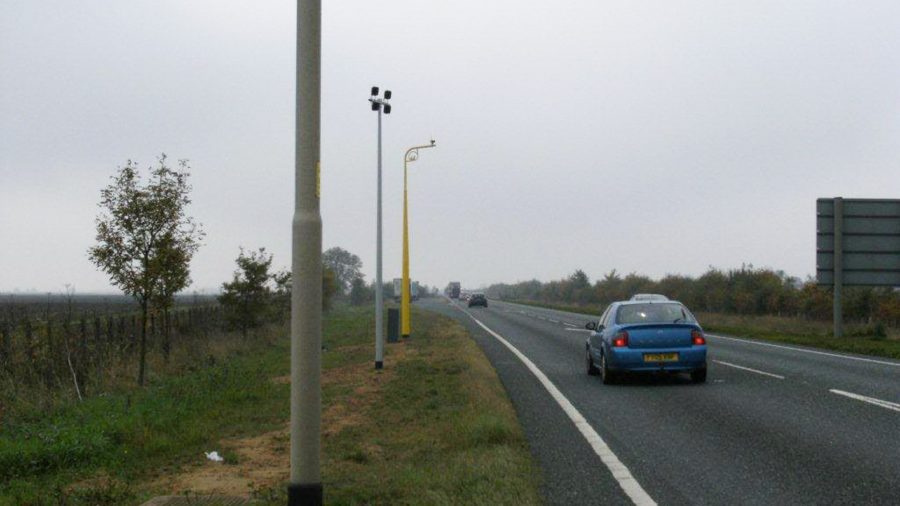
816 198 900 286
816 197 900 337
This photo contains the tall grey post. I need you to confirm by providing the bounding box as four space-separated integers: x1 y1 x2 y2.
375 108 384 369
289 0 322 504
369 87 391 369
832 197 843 338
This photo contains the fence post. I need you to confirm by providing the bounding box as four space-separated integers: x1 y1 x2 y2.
0 319 9 367
149 313 156 350
106 316 114 357
94 316 103 382
130 315 137 354
24 318 34 367
118 316 126 355
0 319 9 372
162 310 170 362
45 319 55 386
79 317 89 393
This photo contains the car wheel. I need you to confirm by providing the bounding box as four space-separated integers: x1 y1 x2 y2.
691 367 707 384
586 348 599 376
601 352 616 385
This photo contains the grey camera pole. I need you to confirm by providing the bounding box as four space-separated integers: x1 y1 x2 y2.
368 87 391 369
375 106 385 370
289 0 322 504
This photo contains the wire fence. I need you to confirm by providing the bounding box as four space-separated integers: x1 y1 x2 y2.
0 305 224 394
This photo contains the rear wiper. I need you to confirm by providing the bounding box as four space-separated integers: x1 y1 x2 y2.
673 318 684 323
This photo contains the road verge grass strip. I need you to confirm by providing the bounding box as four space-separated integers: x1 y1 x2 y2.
0 304 541 505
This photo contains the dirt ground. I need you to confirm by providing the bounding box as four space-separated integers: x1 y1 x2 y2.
149 343 408 498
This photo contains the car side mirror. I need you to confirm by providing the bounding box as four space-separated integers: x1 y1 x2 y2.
585 321 597 331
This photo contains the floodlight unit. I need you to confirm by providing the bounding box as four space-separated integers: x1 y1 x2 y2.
369 86 392 370
290 0 322 504
369 88 392 114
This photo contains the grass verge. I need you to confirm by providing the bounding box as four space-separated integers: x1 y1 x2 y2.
253 303 542 505
0 323 291 505
507 299 900 360
0 303 541 505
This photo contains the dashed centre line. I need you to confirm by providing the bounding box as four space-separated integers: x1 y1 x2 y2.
713 360 785 379
829 389 900 413
707 334 900 368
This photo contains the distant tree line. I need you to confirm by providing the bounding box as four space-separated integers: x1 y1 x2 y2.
485 265 900 327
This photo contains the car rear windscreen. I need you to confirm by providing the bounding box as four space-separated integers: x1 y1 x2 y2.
616 303 695 325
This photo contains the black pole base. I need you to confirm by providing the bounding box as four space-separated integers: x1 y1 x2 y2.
288 482 322 506
375 360 383 370
401 334 410 339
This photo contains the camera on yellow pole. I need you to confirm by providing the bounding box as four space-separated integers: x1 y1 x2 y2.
401 139 437 338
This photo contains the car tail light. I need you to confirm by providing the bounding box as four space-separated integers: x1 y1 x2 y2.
613 331 629 347
692 329 706 345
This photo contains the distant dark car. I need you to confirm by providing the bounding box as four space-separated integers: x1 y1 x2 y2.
468 294 488 307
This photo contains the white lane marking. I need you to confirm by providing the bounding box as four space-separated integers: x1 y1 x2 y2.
707 334 900 368
456 307 656 506
548 319 560 324
713 360 785 379
829 389 900 413
565 328 592 333
563 322 577 327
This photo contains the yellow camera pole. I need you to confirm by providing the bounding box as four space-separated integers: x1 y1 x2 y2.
401 140 436 338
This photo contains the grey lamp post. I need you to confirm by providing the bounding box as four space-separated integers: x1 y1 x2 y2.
289 0 322 504
369 87 391 369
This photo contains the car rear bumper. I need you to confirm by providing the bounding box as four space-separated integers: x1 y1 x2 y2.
608 346 706 371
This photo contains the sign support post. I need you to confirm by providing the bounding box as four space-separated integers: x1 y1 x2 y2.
832 197 843 338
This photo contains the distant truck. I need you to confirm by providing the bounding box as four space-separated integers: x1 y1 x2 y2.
448 281 461 299
411 281 420 301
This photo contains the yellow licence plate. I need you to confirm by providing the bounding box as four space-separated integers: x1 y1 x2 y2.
643 353 679 363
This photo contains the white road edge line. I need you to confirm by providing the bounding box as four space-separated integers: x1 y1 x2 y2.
713 360 785 380
707 334 900 368
456 306 656 506
829 389 900 413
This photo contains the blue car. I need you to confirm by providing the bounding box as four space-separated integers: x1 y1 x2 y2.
585 300 707 384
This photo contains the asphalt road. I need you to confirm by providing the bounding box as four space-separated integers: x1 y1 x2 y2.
419 298 900 506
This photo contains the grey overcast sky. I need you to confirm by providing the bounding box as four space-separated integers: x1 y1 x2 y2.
2 0 899 294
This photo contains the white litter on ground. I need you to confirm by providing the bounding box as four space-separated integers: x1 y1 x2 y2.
205 451 224 462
